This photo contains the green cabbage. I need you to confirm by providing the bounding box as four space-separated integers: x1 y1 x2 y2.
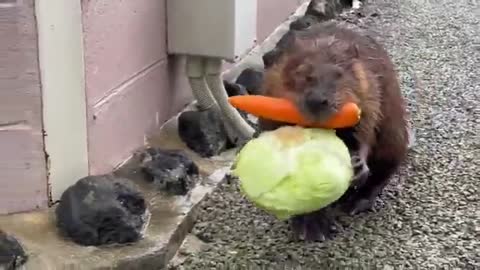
232 126 353 220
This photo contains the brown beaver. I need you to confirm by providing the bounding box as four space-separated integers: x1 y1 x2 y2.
257 21 410 241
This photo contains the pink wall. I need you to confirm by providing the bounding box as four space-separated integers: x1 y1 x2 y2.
83 0 302 174
0 1 48 214
257 0 304 41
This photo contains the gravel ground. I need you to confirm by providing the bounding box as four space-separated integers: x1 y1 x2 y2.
176 0 480 269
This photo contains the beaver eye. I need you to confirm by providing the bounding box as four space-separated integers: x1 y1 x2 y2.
305 75 315 83
334 70 343 79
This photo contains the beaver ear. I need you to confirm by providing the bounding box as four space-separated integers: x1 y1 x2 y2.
294 62 313 77
347 43 360 59
330 39 359 59
291 32 322 52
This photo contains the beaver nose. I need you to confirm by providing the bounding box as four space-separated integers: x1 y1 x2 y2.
305 92 330 112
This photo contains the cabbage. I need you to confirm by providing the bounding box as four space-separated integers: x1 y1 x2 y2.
232 126 353 220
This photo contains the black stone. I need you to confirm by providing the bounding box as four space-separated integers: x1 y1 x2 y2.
178 108 228 157
237 110 259 132
276 30 297 51
235 68 264 95
55 175 149 246
140 148 199 196
262 31 296 68
290 15 320 30
0 231 28 270
262 49 280 69
305 0 344 20
222 109 260 149
223 80 248 97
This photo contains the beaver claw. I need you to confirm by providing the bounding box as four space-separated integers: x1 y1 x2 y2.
289 211 336 242
351 154 370 187
343 197 376 215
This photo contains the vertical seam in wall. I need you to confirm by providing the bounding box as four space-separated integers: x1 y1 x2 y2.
31 0 52 206
163 0 169 54
79 0 91 175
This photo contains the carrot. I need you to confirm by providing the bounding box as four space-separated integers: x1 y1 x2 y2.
228 95 361 129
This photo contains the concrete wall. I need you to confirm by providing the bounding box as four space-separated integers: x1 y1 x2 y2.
0 0 48 214
83 0 303 174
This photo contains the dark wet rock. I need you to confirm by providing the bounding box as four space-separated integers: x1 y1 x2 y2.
262 50 280 69
290 14 321 30
0 231 28 270
55 175 149 247
263 32 296 68
276 31 297 51
223 81 248 97
223 110 260 150
237 111 258 130
235 68 264 95
305 0 347 20
340 0 355 8
140 148 199 196
178 108 229 157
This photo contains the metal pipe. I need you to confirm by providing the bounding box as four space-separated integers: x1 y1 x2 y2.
204 57 255 141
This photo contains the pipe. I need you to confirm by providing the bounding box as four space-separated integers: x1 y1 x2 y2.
205 57 255 141
185 56 217 111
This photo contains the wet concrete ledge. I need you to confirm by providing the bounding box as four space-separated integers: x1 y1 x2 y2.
0 110 235 270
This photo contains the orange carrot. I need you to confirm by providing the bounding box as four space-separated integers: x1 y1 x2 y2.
228 95 361 129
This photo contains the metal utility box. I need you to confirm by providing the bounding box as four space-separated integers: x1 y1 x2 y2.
166 0 258 62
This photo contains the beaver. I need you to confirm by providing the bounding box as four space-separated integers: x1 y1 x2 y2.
257 21 410 241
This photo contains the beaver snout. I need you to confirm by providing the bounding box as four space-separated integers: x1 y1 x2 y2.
304 91 333 115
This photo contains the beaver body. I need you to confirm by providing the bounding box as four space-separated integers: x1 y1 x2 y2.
258 21 409 241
